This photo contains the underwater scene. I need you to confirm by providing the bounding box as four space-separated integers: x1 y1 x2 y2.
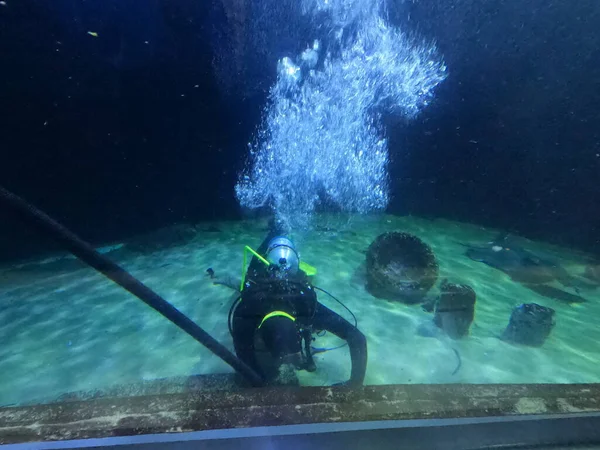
1 213 599 406
1 0 600 412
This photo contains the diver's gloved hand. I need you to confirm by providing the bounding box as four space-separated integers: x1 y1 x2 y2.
291 357 316 372
303 360 317 372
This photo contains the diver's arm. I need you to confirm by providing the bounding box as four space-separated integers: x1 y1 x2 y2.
312 302 367 386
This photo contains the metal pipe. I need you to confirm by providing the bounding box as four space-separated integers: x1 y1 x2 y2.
0 186 264 387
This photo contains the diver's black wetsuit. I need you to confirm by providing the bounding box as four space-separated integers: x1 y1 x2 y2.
231 232 368 386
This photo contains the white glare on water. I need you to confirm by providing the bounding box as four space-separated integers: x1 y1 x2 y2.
236 0 447 227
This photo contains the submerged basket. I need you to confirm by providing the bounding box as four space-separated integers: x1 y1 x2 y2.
501 303 555 347
365 232 439 304
433 281 476 339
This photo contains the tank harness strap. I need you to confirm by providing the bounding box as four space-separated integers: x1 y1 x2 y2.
241 245 271 291
258 311 296 329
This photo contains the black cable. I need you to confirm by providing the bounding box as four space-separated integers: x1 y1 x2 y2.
314 286 358 328
0 186 264 387
228 295 243 335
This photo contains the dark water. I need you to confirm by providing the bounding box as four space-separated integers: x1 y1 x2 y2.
1 0 599 262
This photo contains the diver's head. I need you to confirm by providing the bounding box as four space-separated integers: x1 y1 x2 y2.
266 236 299 276
259 314 303 367
267 217 290 235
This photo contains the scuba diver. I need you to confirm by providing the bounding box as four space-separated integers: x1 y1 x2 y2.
228 221 367 386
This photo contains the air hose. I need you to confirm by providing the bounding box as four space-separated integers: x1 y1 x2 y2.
0 186 264 387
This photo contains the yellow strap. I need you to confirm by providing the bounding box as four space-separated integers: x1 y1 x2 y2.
258 310 296 329
299 261 317 276
240 245 271 291
245 245 270 266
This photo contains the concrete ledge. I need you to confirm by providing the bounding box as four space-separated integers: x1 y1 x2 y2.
2 383 600 445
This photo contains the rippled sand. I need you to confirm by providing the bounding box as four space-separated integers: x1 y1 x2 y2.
1 214 598 406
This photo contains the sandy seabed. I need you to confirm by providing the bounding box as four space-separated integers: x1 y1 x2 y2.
1 213 599 406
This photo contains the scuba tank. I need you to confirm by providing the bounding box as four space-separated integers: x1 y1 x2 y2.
265 236 300 277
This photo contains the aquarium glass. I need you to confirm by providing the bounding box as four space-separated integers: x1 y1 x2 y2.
1 0 599 438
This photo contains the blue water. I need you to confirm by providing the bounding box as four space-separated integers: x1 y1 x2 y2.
234 0 446 227
1 214 599 406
